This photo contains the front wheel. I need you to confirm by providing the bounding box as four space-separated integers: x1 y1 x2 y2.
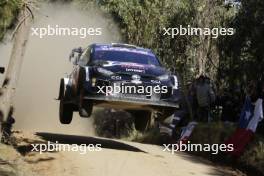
59 101 73 124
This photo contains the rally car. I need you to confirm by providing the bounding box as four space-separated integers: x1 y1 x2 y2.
57 43 181 131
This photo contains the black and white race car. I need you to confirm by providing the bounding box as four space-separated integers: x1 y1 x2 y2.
58 43 181 131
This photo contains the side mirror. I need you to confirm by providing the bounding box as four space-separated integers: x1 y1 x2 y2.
0 67 5 74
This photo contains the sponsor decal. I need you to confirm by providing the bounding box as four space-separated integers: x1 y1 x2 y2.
96 47 154 56
111 75 122 80
121 62 147 69
126 68 145 73
102 61 150 70
151 80 161 84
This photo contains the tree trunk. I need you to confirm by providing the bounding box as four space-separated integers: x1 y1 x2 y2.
0 4 33 140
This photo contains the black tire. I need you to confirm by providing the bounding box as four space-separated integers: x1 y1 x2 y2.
131 110 151 132
58 79 65 100
79 99 93 118
76 67 86 95
59 100 73 124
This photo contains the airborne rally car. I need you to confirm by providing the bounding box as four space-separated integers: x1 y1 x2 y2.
58 43 181 131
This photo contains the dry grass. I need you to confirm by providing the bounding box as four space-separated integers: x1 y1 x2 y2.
0 144 18 176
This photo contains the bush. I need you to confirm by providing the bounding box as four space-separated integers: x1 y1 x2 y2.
93 109 134 138
0 0 22 41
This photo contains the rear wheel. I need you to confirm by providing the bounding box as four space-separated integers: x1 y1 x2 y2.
79 99 93 118
78 89 93 118
156 108 175 121
75 67 86 96
130 110 152 132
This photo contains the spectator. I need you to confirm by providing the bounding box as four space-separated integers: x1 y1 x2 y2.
196 75 216 122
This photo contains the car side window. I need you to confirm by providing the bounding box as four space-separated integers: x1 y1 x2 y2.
78 47 91 66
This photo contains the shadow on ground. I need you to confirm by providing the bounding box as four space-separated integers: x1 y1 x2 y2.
15 132 146 156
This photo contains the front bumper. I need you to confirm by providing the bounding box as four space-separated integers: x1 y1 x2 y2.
83 78 181 99
83 94 180 108
82 77 181 109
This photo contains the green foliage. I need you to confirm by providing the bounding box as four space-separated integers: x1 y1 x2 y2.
218 0 264 88
100 0 172 49
0 0 22 41
93 109 134 138
189 122 236 146
96 0 236 86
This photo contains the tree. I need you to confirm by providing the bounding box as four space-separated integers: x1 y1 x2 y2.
0 2 33 141
218 0 264 89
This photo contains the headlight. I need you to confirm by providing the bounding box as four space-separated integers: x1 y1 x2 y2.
97 67 114 76
157 74 169 81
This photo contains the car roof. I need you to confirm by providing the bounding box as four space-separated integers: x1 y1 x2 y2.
91 43 155 56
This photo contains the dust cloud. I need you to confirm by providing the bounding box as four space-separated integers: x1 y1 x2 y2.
0 2 121 135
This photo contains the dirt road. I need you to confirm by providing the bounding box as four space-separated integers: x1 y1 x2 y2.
0 131 245 176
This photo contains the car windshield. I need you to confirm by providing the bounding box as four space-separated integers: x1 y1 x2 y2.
92 50 161 66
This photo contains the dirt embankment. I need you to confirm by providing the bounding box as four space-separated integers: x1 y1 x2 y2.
0 131 246 176
0 2 121 135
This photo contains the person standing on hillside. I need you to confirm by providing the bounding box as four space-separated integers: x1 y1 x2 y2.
196 75 216 122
